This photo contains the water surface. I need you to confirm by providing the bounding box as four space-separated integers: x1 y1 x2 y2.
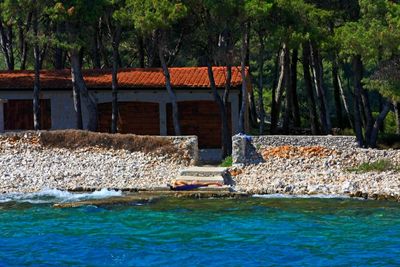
1 192 399 266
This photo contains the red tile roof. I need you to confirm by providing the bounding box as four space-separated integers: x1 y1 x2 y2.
0 67 247 90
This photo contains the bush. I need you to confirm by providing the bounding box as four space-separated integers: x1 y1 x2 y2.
220 156 233 167
348 159 399 173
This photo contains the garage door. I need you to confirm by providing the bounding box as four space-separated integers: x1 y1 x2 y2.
4 99 51 130
98 102 160 135
167 101 231 148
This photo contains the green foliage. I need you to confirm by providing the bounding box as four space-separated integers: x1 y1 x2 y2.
44 0 108 51
348 159 399 173
245 0 273 21
336 0 400 63
48 0 107 23
127 0 187 34
220 156 233 167
364 78 400 102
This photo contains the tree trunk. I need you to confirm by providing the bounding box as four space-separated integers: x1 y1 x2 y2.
91 23 101 69
394 101 400 134
302 42 319 135
70 50 83 129
98 18 110 68
353 56 374 146
18 12 31 71
54 23 65 70
223 65 231 106
362 97 374 142
111 27 121 134
238 23 249 134
352 55 365 147
291 49 301 127
70 49 98 130
0 21 14 70
207 63 231 157
361 89 374 145
310 41 331 134
370 100 392 148
282 45 292 134
270 45 286 134
337 72 353 129
378 96 385 132
138 34 145 68
32 2 41 130
332 58 343 128
54 48 65 70
39 44 47 69
150 32 161 68
249 90 258 128
158 30 181 135
258 33 265 135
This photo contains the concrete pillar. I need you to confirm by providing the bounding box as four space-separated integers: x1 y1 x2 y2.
159 102 167 136
0 100 6 133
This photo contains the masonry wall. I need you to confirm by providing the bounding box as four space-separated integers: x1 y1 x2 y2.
0 89 240 139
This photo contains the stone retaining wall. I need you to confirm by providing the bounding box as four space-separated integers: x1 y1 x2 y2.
1 131 199 166
167 135 199 165
0 131 199 193
232 134 358 165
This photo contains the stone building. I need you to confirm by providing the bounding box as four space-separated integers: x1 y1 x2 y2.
0 66 250 149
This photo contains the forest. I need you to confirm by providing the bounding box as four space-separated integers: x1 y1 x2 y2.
1 0 400 153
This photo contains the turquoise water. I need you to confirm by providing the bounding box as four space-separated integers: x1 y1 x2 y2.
1 192 400 266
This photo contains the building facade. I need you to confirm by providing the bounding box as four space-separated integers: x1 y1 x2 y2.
0 67 249 148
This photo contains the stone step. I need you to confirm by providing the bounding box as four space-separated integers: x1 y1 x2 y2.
175 175 224 184
179 166 228 177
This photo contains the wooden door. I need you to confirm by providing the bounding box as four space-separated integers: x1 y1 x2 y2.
4 99 51 130
98 102 160 135
167 101 231 148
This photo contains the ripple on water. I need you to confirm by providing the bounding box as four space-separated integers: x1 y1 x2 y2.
0 197 400 266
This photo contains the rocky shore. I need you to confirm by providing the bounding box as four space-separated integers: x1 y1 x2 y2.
0 131 193 193
1 131 400 201
232 145 400 200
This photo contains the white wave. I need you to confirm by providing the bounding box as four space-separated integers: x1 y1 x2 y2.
252 194 352 199
0 188 122 204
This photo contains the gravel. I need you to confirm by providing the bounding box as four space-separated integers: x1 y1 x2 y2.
2 132 400 201
0 133 191 193
232 146 400 200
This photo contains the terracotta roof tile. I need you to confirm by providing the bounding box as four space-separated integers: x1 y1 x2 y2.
0 67 246 90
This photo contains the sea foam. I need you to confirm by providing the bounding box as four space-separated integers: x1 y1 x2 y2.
252 193 352 199
0 188 122 204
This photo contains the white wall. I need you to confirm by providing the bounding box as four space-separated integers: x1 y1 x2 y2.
0 89 241 135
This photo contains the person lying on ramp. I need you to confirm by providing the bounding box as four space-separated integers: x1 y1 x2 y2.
169 179 223 191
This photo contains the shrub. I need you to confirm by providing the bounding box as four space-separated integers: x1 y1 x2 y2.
348 159 399 173
220 156 233 167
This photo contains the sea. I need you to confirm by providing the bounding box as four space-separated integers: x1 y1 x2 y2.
0 189 399 266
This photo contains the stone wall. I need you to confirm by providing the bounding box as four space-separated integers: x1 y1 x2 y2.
0 131 199 193
167 135 199 165
232 134 358 165
1 130 199 166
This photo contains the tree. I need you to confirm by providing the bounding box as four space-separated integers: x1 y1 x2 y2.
0 0 17 70
186 0 241 156
105 0 129 133
128 0 187 135
245 0 273 134
32 0 41 130
25 0 51 129
48 0 107 131
337 0 400 147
